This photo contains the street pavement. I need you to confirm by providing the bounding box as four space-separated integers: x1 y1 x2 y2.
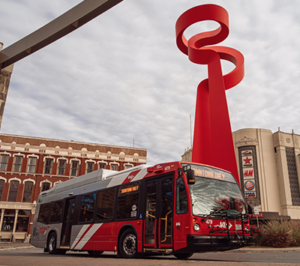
1 242 300 253
0 243 300 266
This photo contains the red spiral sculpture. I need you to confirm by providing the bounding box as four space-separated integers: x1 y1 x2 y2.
176 4 244 185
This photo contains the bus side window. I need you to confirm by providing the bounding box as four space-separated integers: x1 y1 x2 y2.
176 177 188 214
116 182 139 220
96 188 115 222
50 200 63 223
38 203 51 224
79 193 96 223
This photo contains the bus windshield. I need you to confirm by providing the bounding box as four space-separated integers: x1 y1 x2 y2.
185 164 246 216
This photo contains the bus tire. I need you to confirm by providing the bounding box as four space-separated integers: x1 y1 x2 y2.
47 232 59 254
88 250 104 256
119 229 138 258
173 253 193 260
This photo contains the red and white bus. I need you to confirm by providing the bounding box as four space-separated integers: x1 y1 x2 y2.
30 161 254 259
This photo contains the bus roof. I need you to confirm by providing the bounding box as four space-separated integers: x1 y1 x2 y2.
40 164 152 199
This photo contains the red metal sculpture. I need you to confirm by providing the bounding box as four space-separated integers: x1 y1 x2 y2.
176 4 244 185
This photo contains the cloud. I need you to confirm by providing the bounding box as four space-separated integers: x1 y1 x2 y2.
1 0 300 165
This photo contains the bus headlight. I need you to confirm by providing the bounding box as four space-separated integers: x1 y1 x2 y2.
194 223 200 231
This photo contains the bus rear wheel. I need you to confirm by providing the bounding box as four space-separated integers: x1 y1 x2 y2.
119 229 138 258
173 253 194 260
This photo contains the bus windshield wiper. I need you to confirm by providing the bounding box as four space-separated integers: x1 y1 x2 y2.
202 206 227 222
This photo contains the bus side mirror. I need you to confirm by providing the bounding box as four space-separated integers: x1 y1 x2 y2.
186 169 195 185
247 204 253 215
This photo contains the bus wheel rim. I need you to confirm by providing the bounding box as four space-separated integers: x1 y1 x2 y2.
49 236 55 251
123 234 136 255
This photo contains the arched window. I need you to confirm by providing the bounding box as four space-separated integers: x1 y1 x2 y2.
58 160 66 175
13 156 23 172
99 163 106 169
42 182 50 192
44 158 53 174
111 164 118 171
0 180 4 200
23 181 33 202
27 157 37 173
8 180 19 202
86 162 94 173
0 154 9 171
71 161 79 176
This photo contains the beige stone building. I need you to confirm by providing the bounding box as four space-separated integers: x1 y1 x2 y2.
182 128 300 220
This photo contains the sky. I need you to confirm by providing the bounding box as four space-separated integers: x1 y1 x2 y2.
0 0 300 165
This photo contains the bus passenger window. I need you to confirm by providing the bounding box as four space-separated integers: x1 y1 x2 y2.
116 194 139 220
176 177 188 214
50 201 63 223
38 203 51 224
79 193 96 223
96 189 115 222
116 182 139 220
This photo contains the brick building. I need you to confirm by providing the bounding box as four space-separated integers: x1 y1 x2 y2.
0 133 147 242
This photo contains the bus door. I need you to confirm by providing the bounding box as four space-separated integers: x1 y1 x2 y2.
61 198 75 247
144 175 173 249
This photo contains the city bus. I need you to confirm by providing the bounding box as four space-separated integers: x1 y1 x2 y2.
30 161 254 259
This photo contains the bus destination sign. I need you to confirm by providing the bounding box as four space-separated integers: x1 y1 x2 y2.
190 165 236 183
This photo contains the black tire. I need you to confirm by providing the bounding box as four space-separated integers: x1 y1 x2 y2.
47 232 59 254
173 253 194 260
88 250 104 256
119 229 138 258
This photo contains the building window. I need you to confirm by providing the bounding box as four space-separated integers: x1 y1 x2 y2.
42 182 50 192
124 165 132 170
16 210 30 232
2 210 15 231
0 180 4 200
23 181 33 202
71 161 79 176
58 160 66 175
86 162 94 173
111 164 118 171
13 156 23 172
27 157 37 173
99 163 106 169
0 154 9 171
8 180 19 202
44 158 53 174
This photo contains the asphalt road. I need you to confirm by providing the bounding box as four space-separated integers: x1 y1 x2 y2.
0 247 300 266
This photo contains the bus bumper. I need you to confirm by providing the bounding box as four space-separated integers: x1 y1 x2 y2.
184 234 255 252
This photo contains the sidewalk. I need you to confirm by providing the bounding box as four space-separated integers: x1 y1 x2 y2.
0 242 34 251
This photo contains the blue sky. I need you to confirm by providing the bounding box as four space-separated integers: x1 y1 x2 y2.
0 0 300 165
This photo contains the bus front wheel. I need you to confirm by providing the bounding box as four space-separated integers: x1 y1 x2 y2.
173 253 194 260
119 229 138 258
48 232 59 254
